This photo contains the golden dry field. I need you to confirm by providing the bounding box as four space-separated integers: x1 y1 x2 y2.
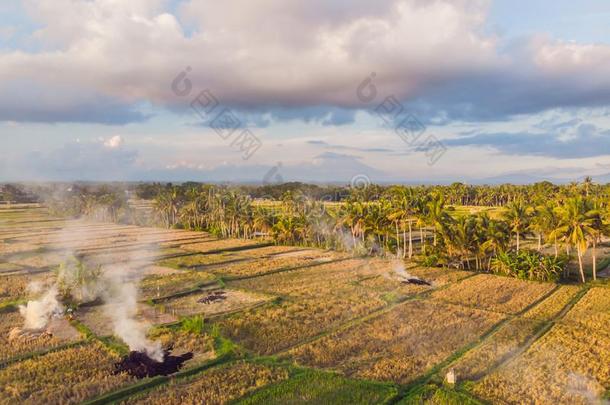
473 287 610 404
122 360 290 405
0 205 608 404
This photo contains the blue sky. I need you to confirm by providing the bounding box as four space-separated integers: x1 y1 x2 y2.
489 0 610 43
1 0 610 184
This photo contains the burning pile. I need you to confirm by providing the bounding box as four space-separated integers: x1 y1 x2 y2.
392 261 432 286
197 290 227 304
114 347 193 378
400 277 431 286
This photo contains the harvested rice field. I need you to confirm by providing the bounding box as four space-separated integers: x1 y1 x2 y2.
76 303 179 337
446 285 583 380
431 273 556 314
122 360 290 405
139 270 216 300
473 288 610 404
0 341 135 404
0 311 82 362
288 299 504 384
179 239 270 253
207 250 340 278
159 288 274 318
157 251 243 269
1 205 609 404
0 273 53 304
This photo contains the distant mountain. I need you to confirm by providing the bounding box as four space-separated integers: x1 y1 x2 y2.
476 173 567 185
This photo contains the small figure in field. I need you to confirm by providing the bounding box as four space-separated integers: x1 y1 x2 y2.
445 369 456 385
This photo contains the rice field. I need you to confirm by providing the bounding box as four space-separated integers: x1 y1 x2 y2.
139 271 216 300
431 274 556 314
473 297 610 404
158 288 273 319
76 303 178 337
447 285 582 380
1 205 609 404
0 341 135 404
236 369 398 405
123 361 289 405
288 299 504 384
206 250 340 278
0 311 82 362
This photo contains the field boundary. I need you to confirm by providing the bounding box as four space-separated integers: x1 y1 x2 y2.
395 283 590 404
394 283 564 402
224 256 352 282
0 340 89 370
480 284 590 378
276 271 480 357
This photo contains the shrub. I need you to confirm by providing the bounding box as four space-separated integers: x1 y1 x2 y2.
490 250 567 282
420 253 441 267
180 315 205 335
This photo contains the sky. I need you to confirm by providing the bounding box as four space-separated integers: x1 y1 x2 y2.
1 0 610 184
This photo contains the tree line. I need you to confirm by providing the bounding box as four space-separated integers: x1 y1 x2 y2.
34 179 610 283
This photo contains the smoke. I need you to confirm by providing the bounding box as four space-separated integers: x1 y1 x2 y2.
15 207 164 361
389 259 433 286
566 372 606 404
392 260 412 280
102 268 163 362
18 286 63 330
26 280 45 295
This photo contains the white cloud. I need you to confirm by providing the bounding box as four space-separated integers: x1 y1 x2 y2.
1 0 608 124
103 135 123 148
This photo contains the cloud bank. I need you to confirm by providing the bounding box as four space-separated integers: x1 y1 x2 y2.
0 0 609 124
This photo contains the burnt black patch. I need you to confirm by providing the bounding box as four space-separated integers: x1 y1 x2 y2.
114 347 193 379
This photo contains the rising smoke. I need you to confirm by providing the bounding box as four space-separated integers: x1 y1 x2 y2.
19 286 63 330
102 267 163 361
16 216 163 361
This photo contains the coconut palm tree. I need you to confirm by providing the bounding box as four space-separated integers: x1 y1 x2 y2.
537 203 562 257
253 207 275 236
386 186 416 258
556 197 596 283
426 193 449 248
503 200 531 251
587 199 606 281
480 217 510 270
447 215 476 269
582 176 593 197
153 187 183 228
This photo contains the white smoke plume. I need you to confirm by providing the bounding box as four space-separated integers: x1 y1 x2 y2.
18 286 63 330
102 268 163 361
16 209 164 360
393 260 413 280
390 259 433 286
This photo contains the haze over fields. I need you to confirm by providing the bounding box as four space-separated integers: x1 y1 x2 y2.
1 0 610 183
2 3 610 404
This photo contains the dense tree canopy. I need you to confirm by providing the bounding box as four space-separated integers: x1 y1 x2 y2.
29 179 610 284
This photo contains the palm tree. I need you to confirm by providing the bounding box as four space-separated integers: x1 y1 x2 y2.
481 217 510 270
253 207 275 236
538 203 562 257
530 206 546 251
426 193 449 248
387 186 416 258
445 216 476 269
414 197 429 255
587 199 606 281
503 200 531 251
556 197 596 283
582 176 593 197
